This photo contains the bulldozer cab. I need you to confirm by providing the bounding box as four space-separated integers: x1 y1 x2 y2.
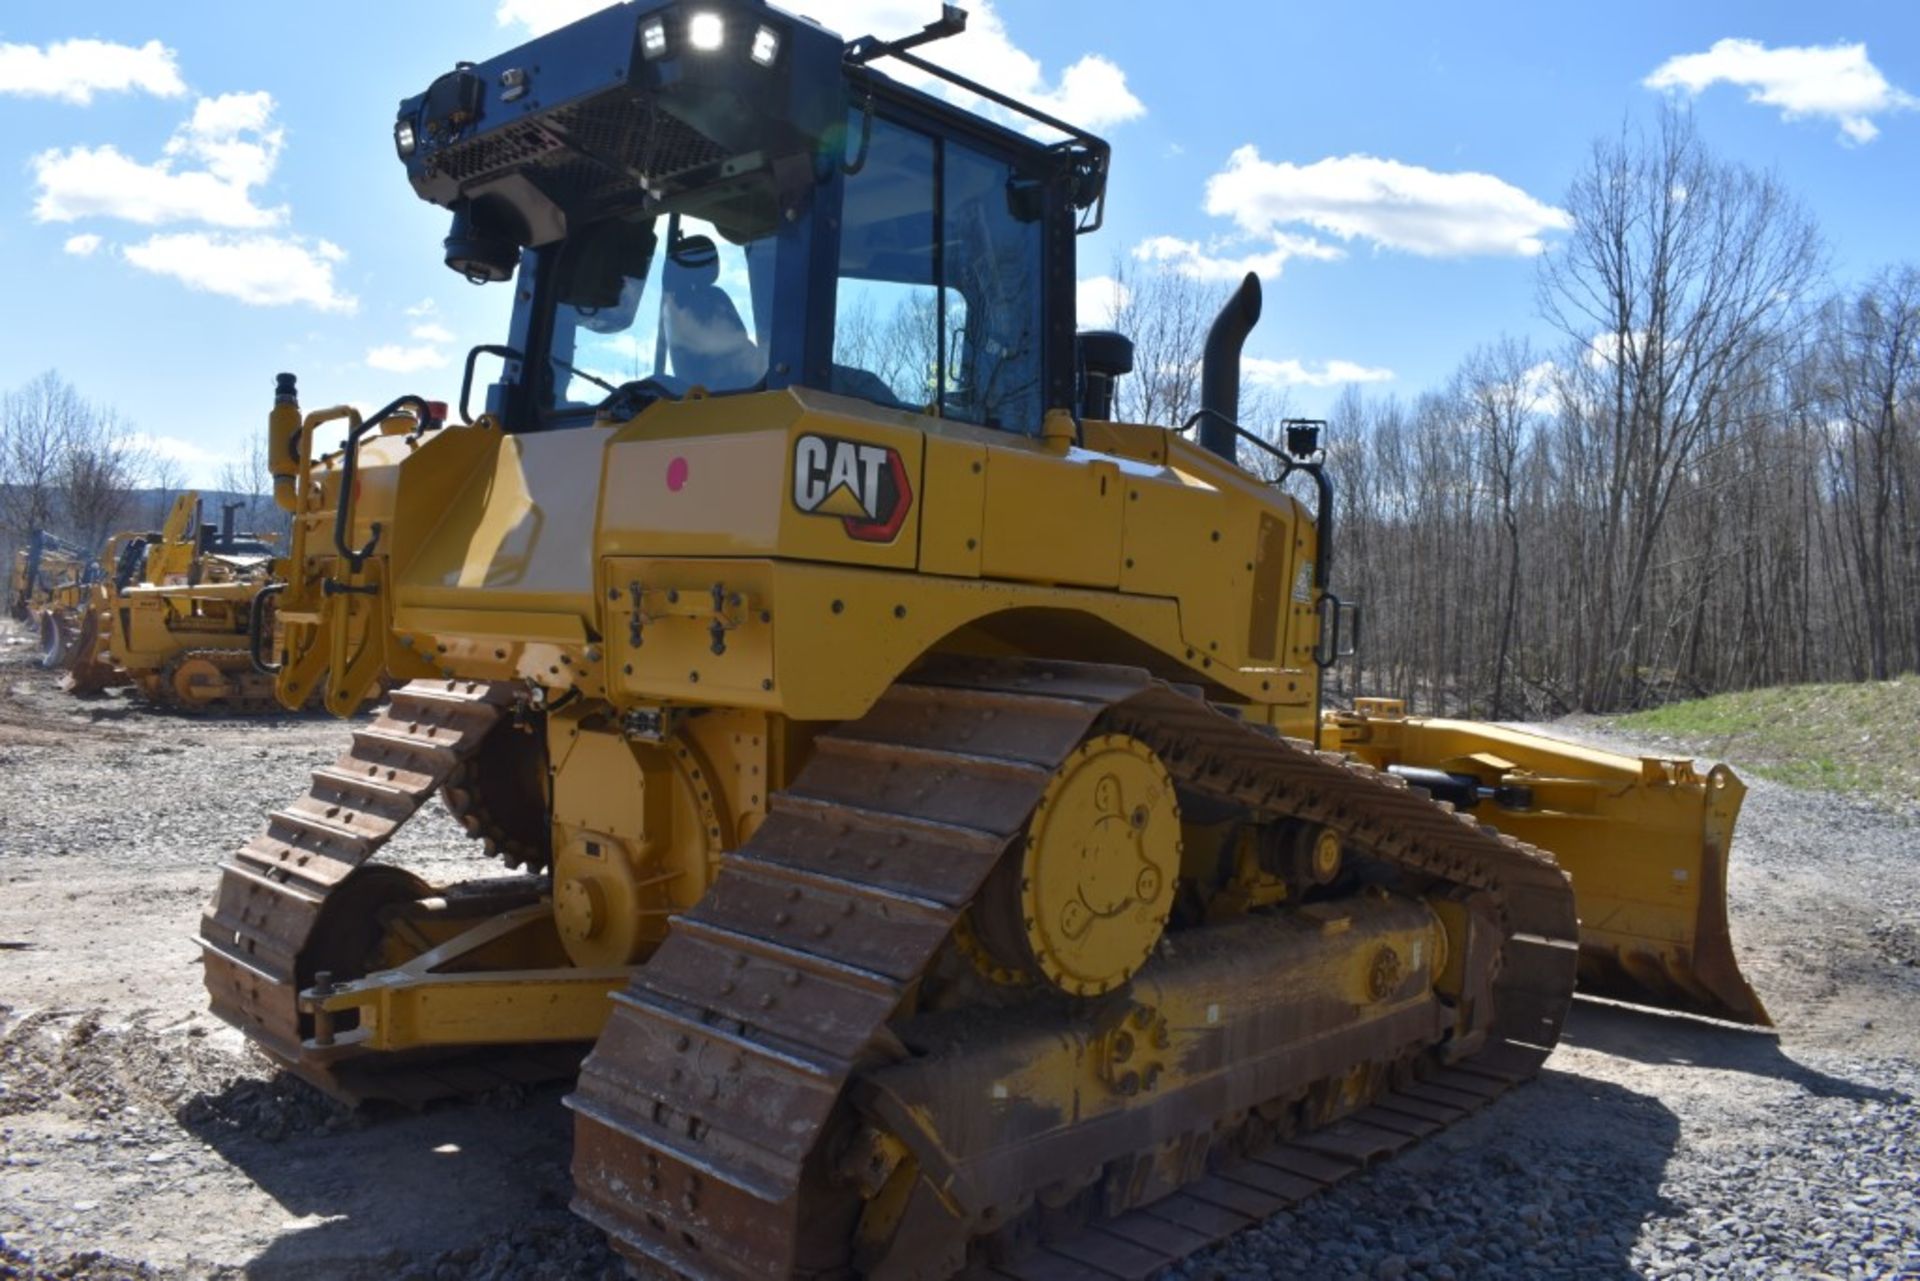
395 0 1102 436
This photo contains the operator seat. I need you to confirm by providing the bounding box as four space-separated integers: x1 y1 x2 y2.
661 235 765 390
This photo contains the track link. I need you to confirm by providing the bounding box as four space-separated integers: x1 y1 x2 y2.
199 679 574 1102
567 658 1578 1279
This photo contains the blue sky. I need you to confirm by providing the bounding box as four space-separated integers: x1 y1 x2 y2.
2 1 1915 483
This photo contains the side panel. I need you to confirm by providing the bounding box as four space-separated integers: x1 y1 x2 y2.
602 430 789 556
399 428 602 610
603 557 1189 721
917 434 986 578
348 392 1327 731
599 390 926 571
1116 438 1314 702
979 446 1122 587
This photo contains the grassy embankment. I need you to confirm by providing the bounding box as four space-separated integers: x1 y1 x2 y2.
1610 676 1918 812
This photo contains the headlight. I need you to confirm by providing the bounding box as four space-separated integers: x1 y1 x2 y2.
640 16 668 59
394 119 417 157
750 23 780 66
688 11 724 51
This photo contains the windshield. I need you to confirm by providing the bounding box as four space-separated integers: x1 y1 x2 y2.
545 211 777 412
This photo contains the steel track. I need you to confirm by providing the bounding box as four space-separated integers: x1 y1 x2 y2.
151 648 288 716
569 657 1578 1279
198 663 1576 1276
199 679 581 1103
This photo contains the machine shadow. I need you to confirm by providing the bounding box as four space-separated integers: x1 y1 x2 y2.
1237 1060 1681 1280
175 1073 592 1279
1561 996 1910 1103
180 1044 1685 1279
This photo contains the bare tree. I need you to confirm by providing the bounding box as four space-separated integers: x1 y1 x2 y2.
59 404 147 553
1538 107 1822 707
1456 337 1545 716
1809 268 1920 679
0 372 76 548
1104 258 1224 430
217 431 291 542
146 456 186 529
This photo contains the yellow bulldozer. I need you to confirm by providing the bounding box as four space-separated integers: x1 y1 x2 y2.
9 528 99 669
201 4 1767 1276
59 493 286 711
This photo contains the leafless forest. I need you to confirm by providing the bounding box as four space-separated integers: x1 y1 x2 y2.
8 112 1915 716
0 370 280 570
1112 112 1919 714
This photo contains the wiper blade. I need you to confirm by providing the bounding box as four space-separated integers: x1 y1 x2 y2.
551 355 619 395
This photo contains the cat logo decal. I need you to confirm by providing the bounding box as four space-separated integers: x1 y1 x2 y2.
791 433 913 543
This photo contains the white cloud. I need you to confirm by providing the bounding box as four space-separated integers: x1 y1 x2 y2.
1586 329 1650 371
1646 38 1917 144
366 318 457 373
494 0 598 30
1134 231 1344 282
1244 356 1395 389
125 431 226 469
0 37 185 105
31 90 288 228
1519 359 1560 413
366 344 451 374
404 298 439 318
1203 147 1572 259
496 0 1144 133
37 89 353 315
1076 276 1130 329
122 233 357 313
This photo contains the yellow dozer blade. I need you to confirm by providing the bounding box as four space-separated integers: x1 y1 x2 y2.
1329 702 1769 1026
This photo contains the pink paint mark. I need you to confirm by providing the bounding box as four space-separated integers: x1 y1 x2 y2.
666 456 690 493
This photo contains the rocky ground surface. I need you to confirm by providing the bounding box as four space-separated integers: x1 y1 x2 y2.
1 630 1916 1280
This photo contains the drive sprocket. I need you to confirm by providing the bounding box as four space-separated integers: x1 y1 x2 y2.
440 710 552 872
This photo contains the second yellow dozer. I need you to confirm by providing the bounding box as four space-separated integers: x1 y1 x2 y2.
201 4 1766 1276
60 493 287 711
9 528 98 669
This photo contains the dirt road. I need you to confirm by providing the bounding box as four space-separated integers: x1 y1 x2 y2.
1 631 1914 1279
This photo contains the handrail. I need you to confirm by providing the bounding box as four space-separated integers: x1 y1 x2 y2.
459 345 522 425
248 582 286 675
322 394 433 573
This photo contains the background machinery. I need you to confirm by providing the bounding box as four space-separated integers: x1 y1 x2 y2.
59 493 286 710
202 4 1768 1276
9 529 98 669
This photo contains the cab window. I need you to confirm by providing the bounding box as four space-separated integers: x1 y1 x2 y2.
833 117 1042 433
545 211 774 412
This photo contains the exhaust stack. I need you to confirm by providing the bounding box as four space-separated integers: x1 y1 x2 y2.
1199 272 1262 463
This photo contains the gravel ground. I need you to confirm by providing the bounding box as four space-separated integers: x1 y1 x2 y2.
1 629 1916 1279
